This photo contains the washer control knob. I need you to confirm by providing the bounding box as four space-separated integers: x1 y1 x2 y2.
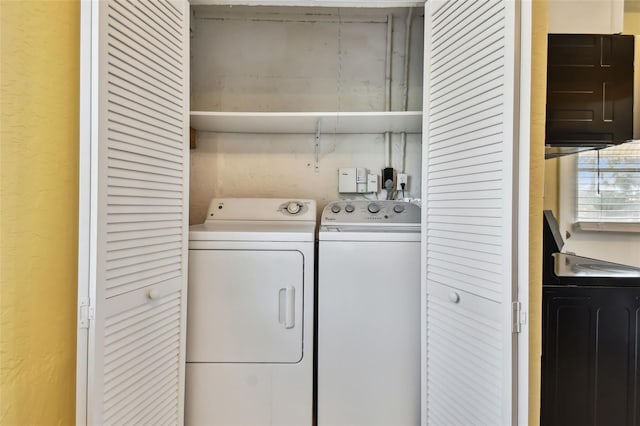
331 204 341 214
345 204 355 213
286 202 302 214
393 204 405 213
367 203 380 214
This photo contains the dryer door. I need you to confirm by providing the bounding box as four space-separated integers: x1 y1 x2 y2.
187 249 304 363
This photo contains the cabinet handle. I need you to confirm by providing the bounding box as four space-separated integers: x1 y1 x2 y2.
448 291 460 304
147 288 162 300
603 82 613 122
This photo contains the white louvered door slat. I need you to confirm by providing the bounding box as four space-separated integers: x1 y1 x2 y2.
422 0 521 425
81 0 189 424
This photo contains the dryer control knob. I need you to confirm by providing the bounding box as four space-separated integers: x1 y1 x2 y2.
286 202 302 214
331 204 341 214
345 204 355 213
393 204 405 213
367 203 380 214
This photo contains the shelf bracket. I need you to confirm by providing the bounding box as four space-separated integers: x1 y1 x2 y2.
314 118 321 172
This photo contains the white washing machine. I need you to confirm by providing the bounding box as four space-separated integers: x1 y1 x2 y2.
317 200 421 426
185 198 316 426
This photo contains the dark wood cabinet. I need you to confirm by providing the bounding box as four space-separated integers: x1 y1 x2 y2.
546 34 634 147
541 285 640 426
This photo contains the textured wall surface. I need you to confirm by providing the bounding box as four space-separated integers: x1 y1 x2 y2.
189 7 425 224
529 1 548 425
0 1 79 424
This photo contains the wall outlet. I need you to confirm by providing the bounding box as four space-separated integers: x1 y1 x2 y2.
397 173 408 191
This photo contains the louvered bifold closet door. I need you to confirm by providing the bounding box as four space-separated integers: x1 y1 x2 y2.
88 1 189 425
422 1 518 425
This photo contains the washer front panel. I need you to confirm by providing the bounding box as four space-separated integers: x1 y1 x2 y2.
317 239 421 425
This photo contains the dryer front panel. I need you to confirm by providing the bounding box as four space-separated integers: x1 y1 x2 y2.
187 249 304 363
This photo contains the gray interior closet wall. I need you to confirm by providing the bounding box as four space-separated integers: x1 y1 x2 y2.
189 6 424 223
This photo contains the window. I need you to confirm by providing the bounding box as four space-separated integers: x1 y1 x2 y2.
576 142 640 223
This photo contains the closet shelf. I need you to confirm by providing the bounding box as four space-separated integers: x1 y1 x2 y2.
190 1 424 8
190 111 423 134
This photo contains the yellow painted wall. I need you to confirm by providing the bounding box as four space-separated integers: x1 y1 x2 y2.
0 1 79 424
624 11 640 33
530 1 547 425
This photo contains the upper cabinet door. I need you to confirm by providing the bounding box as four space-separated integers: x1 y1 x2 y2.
548 0 624 34
546 34 634 147
421 0 528 424
77 0 190 424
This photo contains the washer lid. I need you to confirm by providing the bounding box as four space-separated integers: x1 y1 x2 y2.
190 221 316 242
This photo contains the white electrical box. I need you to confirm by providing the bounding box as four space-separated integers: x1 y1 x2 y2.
338 168 369 193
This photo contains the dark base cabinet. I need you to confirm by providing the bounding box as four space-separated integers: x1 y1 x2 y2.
542 286 640 426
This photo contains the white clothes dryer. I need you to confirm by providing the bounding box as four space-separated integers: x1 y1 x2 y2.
317 200 421 426
185 198 316 426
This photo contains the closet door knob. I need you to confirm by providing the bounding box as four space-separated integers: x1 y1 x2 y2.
448 291 460 303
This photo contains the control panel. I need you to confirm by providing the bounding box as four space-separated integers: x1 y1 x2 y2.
205 198 316 222
321 200 420 225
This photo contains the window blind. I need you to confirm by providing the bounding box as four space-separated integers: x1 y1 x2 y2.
577 142 640 222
